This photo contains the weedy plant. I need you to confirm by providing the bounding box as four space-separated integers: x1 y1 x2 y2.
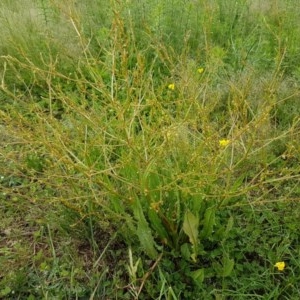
1 0 300 298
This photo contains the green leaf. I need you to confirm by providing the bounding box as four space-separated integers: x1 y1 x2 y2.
214 215 234 241
183 211 199 261
0 286 11 297
190 268 205 286
136 221 158 259
200 206 216 239
180 243 191 261
133 199 158 259
213 255 235 278
183 211 199 247
190 194 204 214
222 256 234 277
148 209 170 243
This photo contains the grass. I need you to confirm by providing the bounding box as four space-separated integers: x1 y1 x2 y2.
0 0 300 298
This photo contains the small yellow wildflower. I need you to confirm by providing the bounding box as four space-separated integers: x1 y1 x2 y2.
275 261 285 271
219 139 230 147
197 67 204 74
168 83 175 90
150 201 162 213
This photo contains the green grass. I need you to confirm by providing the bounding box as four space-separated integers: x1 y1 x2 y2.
1 0 300 299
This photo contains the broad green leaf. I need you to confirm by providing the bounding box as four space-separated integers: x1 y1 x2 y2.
190 194 204 214
183 211 199 253
133 199 158 259
222 256 234 277
148 209 170 243
191 252 197 262
190 268 205 286
200 206 216 239
136 218 158 259
180 243 191 261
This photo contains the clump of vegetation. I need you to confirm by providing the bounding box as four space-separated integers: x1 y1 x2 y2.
1 0 300 298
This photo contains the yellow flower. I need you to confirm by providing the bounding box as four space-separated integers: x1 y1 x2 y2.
219 139 230 147
275 261 285 271
197 67 204 74
168 83 175 90
150 201 162 213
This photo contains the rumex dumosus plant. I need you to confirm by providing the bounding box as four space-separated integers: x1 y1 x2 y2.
1 0 300 297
